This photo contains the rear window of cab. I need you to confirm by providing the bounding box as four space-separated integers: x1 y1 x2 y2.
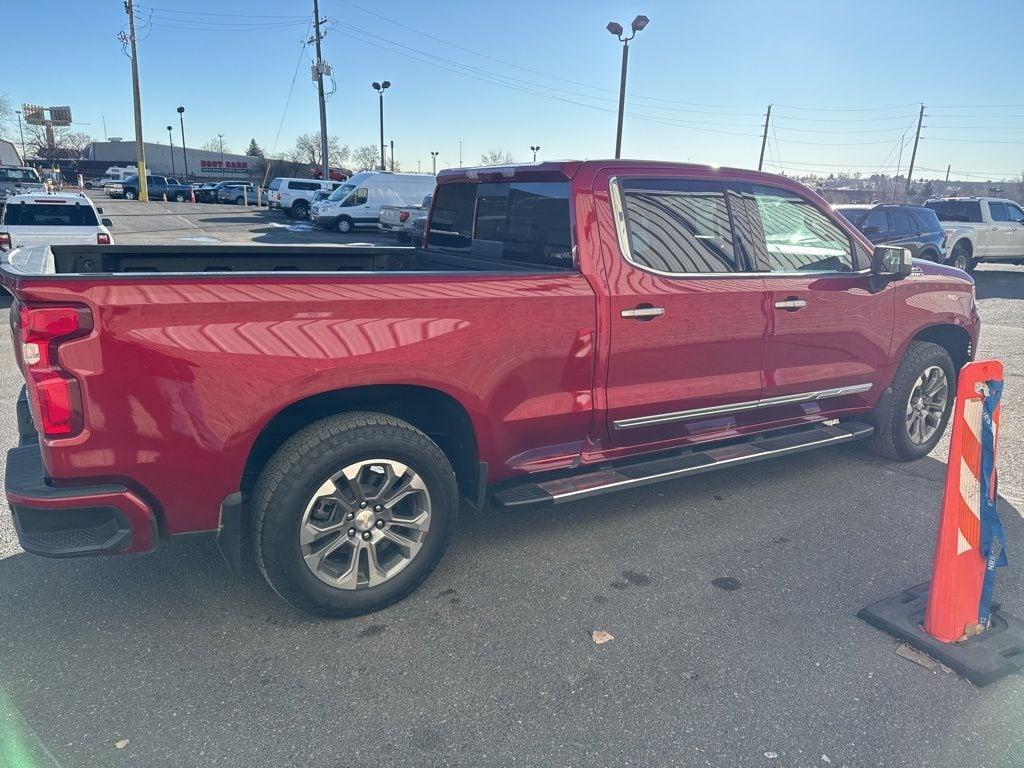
2 202 98 226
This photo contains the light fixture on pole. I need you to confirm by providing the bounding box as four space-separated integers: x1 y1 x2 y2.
167 125 176 178
176 106 188 181
371 80 391 171
430 150 439 175
530 145 541 162
607 14 649 159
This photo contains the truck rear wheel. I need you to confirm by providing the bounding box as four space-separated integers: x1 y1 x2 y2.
865 341 955 462
252 412 459 617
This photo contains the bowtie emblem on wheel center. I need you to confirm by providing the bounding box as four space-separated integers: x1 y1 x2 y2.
354 509 377 532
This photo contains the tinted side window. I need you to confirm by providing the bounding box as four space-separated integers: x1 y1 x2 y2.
1007 203 1024 223
749 185 854 272
288 181 319 191
619 178 736 274
427 181 572 269
911 208 942 233
989 202 1009 222
926 200 983 223
268 179 282 191
890 209 914 233
863 209 887 233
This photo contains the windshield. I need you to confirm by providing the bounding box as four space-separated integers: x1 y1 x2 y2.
0 168 41 183
2 202 98 226
925 200 983 223
328 182 356 202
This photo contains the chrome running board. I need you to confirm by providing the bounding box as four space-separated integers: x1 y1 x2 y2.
492 421 873 509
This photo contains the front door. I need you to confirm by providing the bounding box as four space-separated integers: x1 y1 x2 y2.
730 182 895 423
1002 201 1024 258
598 171 769 449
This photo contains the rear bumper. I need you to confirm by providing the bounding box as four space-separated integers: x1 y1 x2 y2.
4 443 158 558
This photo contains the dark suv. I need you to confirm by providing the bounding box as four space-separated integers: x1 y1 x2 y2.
835 204 946 262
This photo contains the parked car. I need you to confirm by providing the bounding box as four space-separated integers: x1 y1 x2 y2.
267 177 340 219
834 204 945 262
104 174 191 201
924 197 1024 272
192 182 222 203
0 192 112 251
0 166 45 208
409 195 431 246
1 160 979 618
217 183 262 205
379 193 435 242
311 172 436 234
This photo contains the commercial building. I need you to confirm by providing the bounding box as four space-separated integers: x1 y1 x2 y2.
79 139 273 182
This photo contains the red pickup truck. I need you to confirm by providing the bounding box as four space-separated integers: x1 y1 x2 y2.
2 161 980 616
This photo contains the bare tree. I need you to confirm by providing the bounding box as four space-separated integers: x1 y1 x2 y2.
0 93 13 140
201 137 230 153
24 125 92 165
351 144 380 172
480 149 514 166
289 132 350 169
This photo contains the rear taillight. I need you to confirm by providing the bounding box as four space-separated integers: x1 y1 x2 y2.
14 303 92 437
0 232 10 250
97 232 111 245
399 211 410 222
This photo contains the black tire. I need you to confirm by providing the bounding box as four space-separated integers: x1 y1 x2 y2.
253 412 459 617
396 231 410 244
948 240 976 273
235 196 245 205
125 190 137 200
174 192 186 202
291 200 310 219
865 341 955 462
337 216 354 234
919 248 940 263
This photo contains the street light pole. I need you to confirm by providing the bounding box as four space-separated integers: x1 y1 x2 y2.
167 125 176 178
430 151 439 175
218 133 225 174
15 110 26 163
530 145 540 162
607 15 649 160
177 106 188 181
372 81 390 171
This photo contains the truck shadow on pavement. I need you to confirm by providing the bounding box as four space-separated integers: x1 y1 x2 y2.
0 447 1021 766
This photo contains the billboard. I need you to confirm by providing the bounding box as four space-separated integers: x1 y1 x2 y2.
20 105 73 126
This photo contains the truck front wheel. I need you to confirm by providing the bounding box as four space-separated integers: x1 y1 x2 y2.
948 240 976 273
337 216 353 234
252 412 459 617
865 341 955 462
125 190 137 200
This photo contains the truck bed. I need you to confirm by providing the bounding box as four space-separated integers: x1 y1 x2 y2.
1 244 566 277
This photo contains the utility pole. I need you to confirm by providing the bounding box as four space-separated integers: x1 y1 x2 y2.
458 140 462 167
311 0 330 180
431 151 439 175
945 164 951 183
757 104 772 171
123 0 149 201
389 139 394 172
904 103 925 203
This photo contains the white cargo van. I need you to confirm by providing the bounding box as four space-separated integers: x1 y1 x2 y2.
310 171 436 233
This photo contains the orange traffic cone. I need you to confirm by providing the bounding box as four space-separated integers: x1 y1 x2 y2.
923 359 1004 642
163 191 168 202
190 187 196 203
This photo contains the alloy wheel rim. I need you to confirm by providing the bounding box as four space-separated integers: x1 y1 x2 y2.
299 459 432 590
906 365 948 444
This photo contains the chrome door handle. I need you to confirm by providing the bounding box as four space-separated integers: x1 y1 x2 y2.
621 306 665 320
774 298 807 311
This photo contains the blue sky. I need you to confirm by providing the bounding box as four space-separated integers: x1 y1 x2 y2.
4 0 1023 180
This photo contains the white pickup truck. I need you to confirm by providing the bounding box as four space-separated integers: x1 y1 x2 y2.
924 197 1024 272
379 194 432 242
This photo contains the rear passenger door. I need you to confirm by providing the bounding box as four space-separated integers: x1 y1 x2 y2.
887 208 917 248
1005 202 1024 257
600 173 769 448
730 182 894 423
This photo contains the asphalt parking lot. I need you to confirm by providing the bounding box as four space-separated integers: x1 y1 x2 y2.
1 200 1023 767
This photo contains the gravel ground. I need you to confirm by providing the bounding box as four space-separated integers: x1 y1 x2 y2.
1 201 1023 767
